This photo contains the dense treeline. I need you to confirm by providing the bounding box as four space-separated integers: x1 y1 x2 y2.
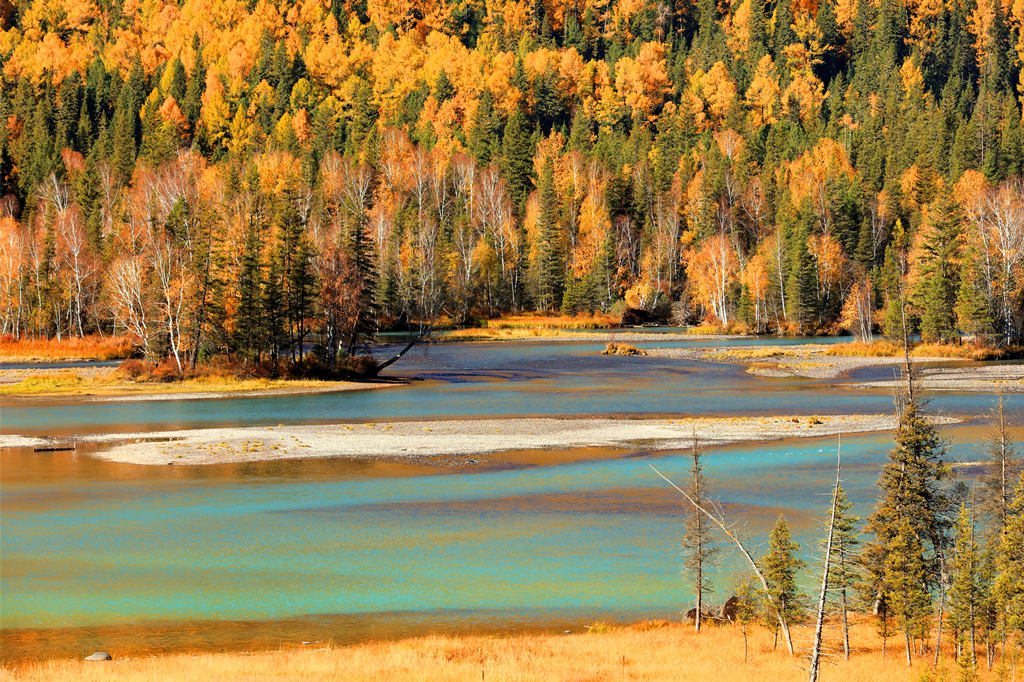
679 392 1023 674
1 0 1023 369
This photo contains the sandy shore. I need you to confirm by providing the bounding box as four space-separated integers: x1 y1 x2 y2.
12 413 957 466
0 365 399 401
645 344 970 380
850 364 1024 392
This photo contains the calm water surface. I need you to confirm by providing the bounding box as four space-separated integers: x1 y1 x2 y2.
1 338 1020 661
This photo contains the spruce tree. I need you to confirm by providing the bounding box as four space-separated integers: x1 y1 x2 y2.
915 192 961 343
535 155 564 310
761 517 807 647
467 90 499 167
949 504 980 671
827 485 861 659
980 396 1021 535
884 519 934 665
682 433 718 632
501 105 535 211
994 475 1024 654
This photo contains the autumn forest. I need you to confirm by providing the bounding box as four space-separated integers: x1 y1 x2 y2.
1 0 1023 371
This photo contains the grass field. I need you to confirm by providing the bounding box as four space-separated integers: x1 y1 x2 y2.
0 335 134 362
2 619 1010 682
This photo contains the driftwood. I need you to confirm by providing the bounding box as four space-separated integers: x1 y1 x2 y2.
369 325 432 376
685 596 740 624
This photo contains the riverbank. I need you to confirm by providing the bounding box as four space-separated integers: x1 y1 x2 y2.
643 343 1024 391
0 365 399 400
0 618 961 681
12 413 957 466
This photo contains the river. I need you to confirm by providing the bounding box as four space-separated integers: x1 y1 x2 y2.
1 337 1020 661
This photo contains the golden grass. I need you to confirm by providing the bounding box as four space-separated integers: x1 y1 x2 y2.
1 619 995 682
825 340 904 357
0 370 348 397
0 335 134 362
602 342 646 356
483 312 621 330
827 340 1016 360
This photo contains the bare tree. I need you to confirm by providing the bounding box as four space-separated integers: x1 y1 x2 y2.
650 465 797 655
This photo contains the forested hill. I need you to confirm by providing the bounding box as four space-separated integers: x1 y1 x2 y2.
1 0 1022 367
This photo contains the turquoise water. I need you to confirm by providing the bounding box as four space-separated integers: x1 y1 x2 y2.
1 338 1020 660
0 338 1006 435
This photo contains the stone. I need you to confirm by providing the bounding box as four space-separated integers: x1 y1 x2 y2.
84 652 112 661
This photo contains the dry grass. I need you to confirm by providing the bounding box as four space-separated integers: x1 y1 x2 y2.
602 342 646 356
0 335 134 362
483 312 621 330
827 340 1016 360
1 619 995 682
0 370 348 398
439 313 621 340
825 340 904 357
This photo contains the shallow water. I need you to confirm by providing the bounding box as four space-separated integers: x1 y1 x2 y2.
0 337 1005 436
1 338 1020 662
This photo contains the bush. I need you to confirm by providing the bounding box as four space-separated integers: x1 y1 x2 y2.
602 342 646 356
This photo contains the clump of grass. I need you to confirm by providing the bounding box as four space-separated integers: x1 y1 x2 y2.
0 370 88 394
0 334 135 361
602 342 646 356
484 312 621 330
826 339 903 357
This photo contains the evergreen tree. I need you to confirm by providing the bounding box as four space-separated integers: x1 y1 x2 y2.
534 155 564 309
980 396 1021 534
827 485 861 659
501 105 535 211
915 192 961 343
786 230 818 333
884 519 934 665
682 433 718 632
761 517 807 647
994 475 1024 653
949 504 980 672
467 90 498 167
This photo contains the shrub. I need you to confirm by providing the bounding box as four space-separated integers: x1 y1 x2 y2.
602 342 646 356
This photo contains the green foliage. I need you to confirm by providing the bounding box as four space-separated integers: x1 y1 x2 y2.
760 517 807 627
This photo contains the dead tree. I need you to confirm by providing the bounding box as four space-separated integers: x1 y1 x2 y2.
809 436 842 682
650 464 797 655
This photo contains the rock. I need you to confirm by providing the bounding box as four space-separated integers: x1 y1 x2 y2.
720 595 739 622
84 652 112 661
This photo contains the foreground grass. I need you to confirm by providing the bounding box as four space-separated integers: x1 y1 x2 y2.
0 335 134 362
1 620 990 682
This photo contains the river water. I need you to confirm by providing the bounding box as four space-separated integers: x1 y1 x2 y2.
1 337 1020 661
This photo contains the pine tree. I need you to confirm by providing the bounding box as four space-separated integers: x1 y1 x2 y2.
682 433 718 632
786 230 818 333
862 395 952 662
949 504 980 671
501 105 535 211
467 90 499 167
884 519 933 665
535 155 564 310
916 192 961 343
827 485 861 659
994 475 1024 654
980 396 1021 535
761 517 807 648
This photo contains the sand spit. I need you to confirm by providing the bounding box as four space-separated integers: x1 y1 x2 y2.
645 345 964 380
850 364 1024 393
43 414 959 466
